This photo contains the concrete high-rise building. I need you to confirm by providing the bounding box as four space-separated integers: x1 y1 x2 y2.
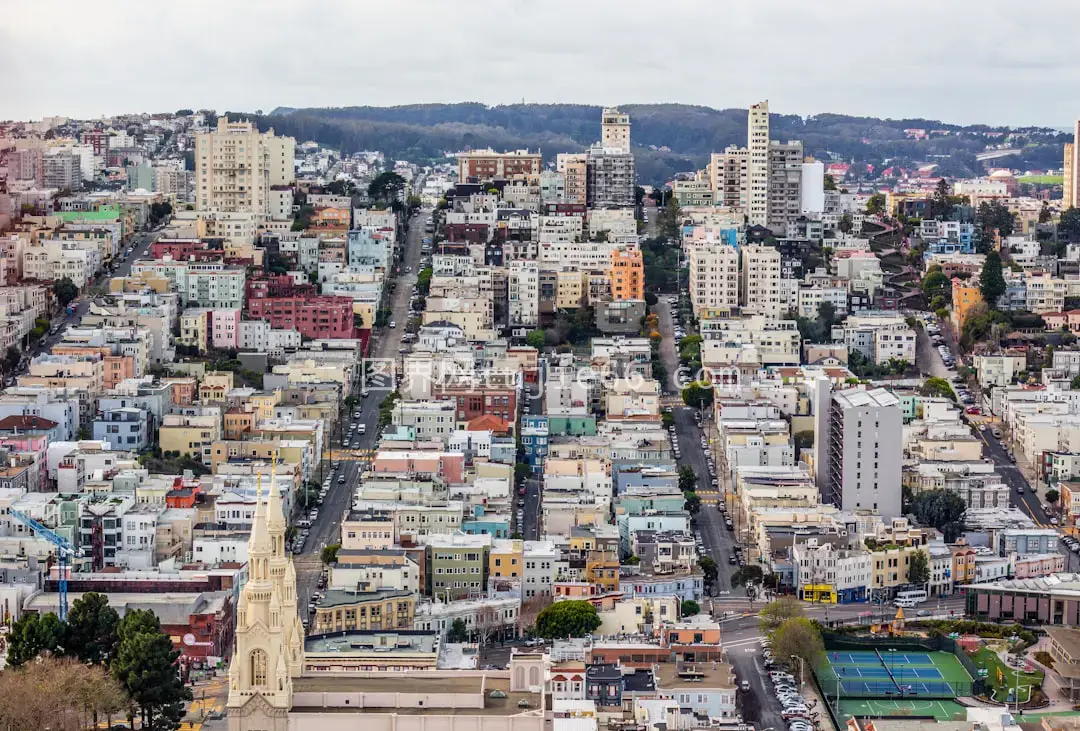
709 148 748 210
747 101 771 226
688 241 739 315
767 141 803 227
42 150 81 190
8 148 42 183
601 107 631 154
741 244 783 317
154 166 195 203
586 145 635 208
816 386 902 519
1065 130 1078 209
557 153 588 205
707 103 804 229
195 117 295 216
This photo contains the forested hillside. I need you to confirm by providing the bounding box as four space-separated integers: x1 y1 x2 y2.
225 103 1068 185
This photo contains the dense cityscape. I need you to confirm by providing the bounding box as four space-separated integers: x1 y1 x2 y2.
4 92 1080 731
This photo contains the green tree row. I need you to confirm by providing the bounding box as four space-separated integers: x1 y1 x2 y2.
7 592 192 729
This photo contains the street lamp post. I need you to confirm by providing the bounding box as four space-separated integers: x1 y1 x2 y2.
1009 634 1021 713
790 654 804 688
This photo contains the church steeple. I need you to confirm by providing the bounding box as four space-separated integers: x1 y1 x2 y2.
248 472 273 580
265 454 304 677
227 468 297 730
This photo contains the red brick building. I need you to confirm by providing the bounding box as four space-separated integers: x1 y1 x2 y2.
245 274 316 302
435 383 518 431
457 150 542 182
445 223 490 244
246 295 356 339
151 239 208 260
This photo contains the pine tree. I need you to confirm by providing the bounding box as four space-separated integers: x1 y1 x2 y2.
66 591 120 665
111 610 192 730
979 251 1006 308
5 612 65 667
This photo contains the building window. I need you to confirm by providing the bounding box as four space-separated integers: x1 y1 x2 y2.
250 649 268 688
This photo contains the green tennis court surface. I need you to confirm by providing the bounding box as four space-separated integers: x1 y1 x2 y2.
837 698 968 721
821 649 974 698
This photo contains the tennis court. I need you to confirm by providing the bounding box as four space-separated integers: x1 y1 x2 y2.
836 698 968 721
820 649 974 698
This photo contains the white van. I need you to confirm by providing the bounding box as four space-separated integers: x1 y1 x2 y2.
357 424 367 434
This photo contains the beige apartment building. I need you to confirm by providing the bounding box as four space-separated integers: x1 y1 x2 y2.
707 103 803 229
742 244 783 317
159 412 222 463
747 101 771 226
710 147 748 209
688 241 739 316
557 153 588 204
195 117 295 216
601 107 631 154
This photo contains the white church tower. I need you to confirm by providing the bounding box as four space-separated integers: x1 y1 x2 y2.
227 464 302 731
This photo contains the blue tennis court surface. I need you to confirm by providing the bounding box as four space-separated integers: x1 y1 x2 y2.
828 651 935 666
823 648 970 698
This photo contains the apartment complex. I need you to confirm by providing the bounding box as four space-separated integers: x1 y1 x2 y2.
194 117 295 216
817 386 903 519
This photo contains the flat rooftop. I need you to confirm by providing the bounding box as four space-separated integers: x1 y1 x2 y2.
291 674 543 715
295 674 482 694
304 630 438 655
654 662 735 690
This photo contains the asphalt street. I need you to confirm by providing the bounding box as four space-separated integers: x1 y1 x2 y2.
653 295 684 394
974 425 1050 524
294 206 429 613
520 382 544 540
914 320 951 379
32 230 157 358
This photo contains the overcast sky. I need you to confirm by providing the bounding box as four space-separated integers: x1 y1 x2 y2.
4 0 1079 128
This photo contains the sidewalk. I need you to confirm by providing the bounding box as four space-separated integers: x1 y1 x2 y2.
805 677 838 731
1024 637 1074 714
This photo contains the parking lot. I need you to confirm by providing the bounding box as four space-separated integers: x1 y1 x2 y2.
759 636 825 731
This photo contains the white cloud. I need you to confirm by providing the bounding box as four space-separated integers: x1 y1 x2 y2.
3 0 1079 127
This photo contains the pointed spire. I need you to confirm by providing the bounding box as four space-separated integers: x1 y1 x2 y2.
266 453 286 536
249 469 272 558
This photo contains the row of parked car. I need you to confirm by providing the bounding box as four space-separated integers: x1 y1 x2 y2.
763 637 822 731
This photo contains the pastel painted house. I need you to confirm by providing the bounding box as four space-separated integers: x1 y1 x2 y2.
371 450 465 484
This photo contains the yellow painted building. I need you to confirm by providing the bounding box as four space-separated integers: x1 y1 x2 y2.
179 310 208 352
585 550 620 594
952 278 984 330
870 545 916 593
272 359 352 388
209 439 278 472
247 391 281 422
159 413 222 462
555 269 588 309
490 538 524 580
312 589 415 634
800 584 837 603
198 371 234 403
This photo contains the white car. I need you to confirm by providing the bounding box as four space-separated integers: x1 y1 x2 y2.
388 321 397 328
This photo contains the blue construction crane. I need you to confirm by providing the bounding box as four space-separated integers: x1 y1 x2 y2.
10 509 75 621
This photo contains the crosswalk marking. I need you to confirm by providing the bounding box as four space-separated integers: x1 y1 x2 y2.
321 449 377 460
